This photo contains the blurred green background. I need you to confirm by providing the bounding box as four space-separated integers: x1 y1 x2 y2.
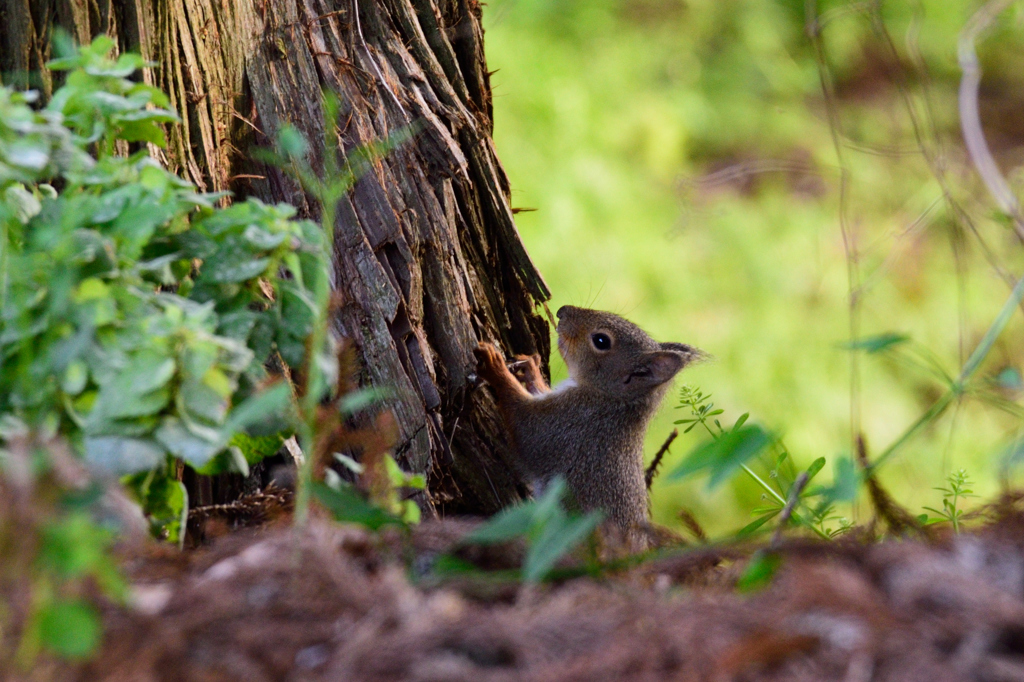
481 0 1024 535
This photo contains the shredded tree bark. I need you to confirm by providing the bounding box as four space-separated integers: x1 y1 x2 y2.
1 0 551 516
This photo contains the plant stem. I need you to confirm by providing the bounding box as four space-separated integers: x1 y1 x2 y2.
739 463 830 540
871 391 953 471
741 464 785 506
294 180 338 528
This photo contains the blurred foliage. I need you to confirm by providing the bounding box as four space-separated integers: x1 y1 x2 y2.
0 36 329 543
484 0 1024 534
0 432 131 668
463 477 604 583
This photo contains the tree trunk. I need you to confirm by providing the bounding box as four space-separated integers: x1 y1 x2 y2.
1 0 551 516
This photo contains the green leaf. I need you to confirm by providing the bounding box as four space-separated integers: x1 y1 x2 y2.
84 436 164 475
339 387 390 416
5 142 49 171
38 514 112 577
226 446 250 476
216 310 258 342
465 503 536 544
203 248 271 283
117 119 166 146
112 351 176 398
461 477 598 582
840 333 909 354
242 224 288 250
532 478 569 524
180 378 229 425
129 474 187 543
61 360 89 395
668 425 772 489
38 599 101 659
736 551 781 592
229 432 286 465
812 456 860 508
276 125 309 159
828 456 860 502
97 387 170 420
384 454 422 489
523 511 602 583
736 509 780 539
4 184 42 222
193 444 251 476
155 418 221 468
311 481 401 531
430 554 483 577
805 457 827 482
221 382 293 435
400 499 422 524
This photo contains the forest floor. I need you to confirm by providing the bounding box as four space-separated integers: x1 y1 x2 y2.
35 492 1024 682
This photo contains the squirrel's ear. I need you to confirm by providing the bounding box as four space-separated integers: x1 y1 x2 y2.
660 342 707 368
626 351 685 387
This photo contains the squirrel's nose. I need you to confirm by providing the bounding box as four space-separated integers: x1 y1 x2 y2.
556 306 571 319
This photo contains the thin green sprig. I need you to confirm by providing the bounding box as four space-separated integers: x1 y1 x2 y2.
921 468 977 534
261 93 417 526
674 386 833 540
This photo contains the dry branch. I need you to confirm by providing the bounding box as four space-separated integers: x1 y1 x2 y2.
958 0 1024 241
645 428 678 491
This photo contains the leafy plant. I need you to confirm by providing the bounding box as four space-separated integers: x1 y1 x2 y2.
669 385 853 540
318 390 426 529
0 36 327 541
462 477 603 583
920 468 977 533
26 512 125 660
0 432 129 667
315 452 424 529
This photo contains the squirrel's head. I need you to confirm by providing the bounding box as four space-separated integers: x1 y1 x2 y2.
555 305 705 400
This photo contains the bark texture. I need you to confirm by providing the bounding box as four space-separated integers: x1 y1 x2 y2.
1 0 550 515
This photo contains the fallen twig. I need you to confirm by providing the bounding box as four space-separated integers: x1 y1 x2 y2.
856 435 927 537
771 471 809 547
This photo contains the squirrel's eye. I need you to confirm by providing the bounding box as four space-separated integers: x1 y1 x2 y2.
591 333 612 351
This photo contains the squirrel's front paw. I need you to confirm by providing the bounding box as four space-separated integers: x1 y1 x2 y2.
514 353 543 369
474 342 506 383
512 353 546 394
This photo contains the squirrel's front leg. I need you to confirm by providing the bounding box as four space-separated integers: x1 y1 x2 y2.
474 342 532 403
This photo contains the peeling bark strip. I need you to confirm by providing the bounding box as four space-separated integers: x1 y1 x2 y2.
2 0 551 515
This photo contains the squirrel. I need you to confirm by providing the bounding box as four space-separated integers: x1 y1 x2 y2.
474 305 704 543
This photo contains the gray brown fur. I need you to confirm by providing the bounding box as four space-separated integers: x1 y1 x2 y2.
474 305 704 537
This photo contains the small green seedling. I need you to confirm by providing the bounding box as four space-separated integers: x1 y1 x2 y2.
920 468 976 533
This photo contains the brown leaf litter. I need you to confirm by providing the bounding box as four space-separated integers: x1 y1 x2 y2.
24 494 1024 682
